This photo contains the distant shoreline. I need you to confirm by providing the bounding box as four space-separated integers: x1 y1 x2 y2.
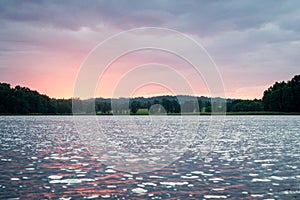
1 75 300 115
1 111 300 116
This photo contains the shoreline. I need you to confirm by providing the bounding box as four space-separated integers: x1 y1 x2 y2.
1 111 300 116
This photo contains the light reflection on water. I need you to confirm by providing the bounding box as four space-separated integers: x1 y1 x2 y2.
0 116 299 199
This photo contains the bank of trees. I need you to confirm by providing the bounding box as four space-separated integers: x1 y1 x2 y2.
227 99 263 112
0 83 71 114
1 75 299 114
262 75 300 112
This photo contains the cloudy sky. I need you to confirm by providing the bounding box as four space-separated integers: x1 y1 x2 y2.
0 0 299 99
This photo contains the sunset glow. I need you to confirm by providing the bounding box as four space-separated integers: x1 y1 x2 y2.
0 1 299 100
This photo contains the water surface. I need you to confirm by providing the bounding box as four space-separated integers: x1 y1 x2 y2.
0 116 299 199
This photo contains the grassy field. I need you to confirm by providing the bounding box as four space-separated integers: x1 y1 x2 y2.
135 108 149 115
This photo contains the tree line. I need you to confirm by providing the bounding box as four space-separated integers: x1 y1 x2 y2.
262 75 300 112
0 74 299 114
0 83 71 114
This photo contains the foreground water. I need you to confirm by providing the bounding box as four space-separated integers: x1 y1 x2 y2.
0 116 299 199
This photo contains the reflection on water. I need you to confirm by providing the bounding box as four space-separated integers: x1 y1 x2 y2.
0 116 299 199
74 116 215 172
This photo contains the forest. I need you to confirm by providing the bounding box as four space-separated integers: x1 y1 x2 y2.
262 75 300 112
0 83 72 114
0 75 299 114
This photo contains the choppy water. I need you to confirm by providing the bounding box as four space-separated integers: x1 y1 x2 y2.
0 116 299 199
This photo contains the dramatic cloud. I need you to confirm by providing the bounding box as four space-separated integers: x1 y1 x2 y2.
0 0 299 99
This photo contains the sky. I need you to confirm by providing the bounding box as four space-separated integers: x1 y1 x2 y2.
0 0 299 99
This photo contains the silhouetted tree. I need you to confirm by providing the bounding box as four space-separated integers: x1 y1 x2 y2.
130 100 141 114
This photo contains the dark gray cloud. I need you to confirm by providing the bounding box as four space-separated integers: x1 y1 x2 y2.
0 0 299 34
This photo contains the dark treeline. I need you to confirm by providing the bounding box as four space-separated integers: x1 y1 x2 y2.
262 75 300 112
227 99 263 112
95 95 212 114
107 97 213 114
0 83 71 114
0 75 299 114
82 96 211 115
